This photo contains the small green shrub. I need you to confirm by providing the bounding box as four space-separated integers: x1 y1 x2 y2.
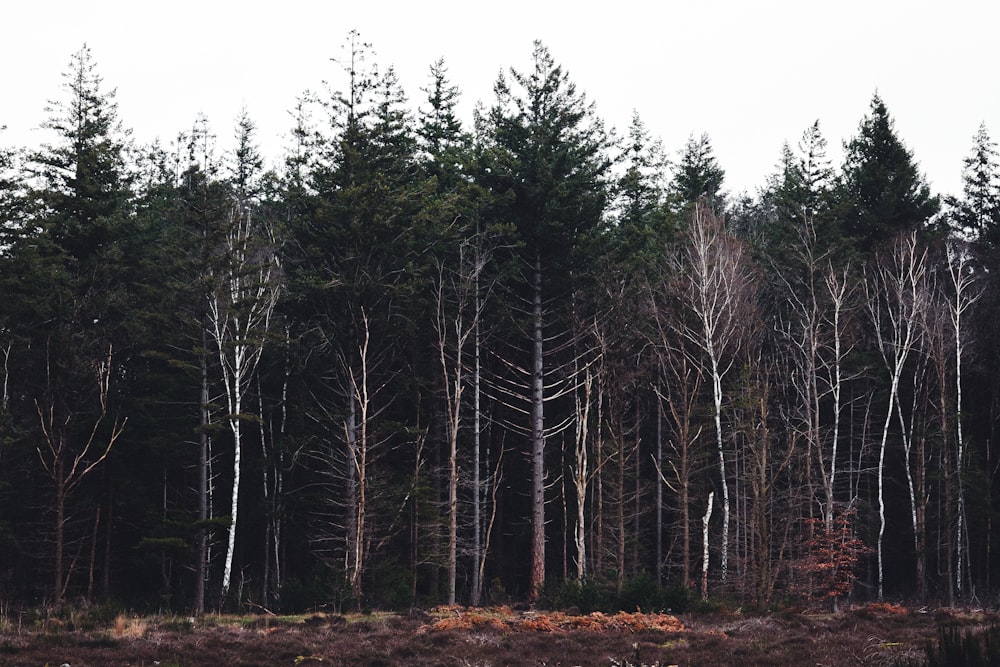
540 577 614 613
539 574 697 614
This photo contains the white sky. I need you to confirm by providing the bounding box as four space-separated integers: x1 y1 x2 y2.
2 0 998 198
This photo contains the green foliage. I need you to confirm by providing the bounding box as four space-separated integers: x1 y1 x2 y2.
839 93 938 249
948 123 1000 247
539 575 697 614
608 112 674 273
671 132 725 211
756 121 840 267
481 40 613 272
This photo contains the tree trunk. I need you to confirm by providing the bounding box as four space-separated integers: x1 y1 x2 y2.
702 491 714 600
617 427 626 595
102 493 112 599
55 458 66 608
709 351 730 583
655 384 663 586
195 334 210 615
447 393 459 606
87 504 101 602
529 253 546 601
472 290 483 606
633 402 641 577
220 381 242 603
876 374 899 602
573 367 593 581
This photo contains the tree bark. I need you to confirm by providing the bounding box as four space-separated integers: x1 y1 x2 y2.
702 491 714 601
530 252 546 601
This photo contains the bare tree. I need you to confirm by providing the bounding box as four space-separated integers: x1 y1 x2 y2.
342 315 373 603
570 360 597 581
820 266 857 530
946 242 980 600
433 232 492 605
35 343 126 607
646 271 706 590
302 311 394 608
865 231 927 600
775 219 860 535
677 200 756 583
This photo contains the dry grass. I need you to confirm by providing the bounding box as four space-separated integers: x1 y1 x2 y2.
111 613 149 638
0 604 993 666
425 605 686 634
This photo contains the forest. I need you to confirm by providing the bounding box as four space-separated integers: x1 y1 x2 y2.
0 35 998 617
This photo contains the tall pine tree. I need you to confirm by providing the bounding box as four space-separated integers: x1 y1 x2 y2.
479 41 612 600
2 44 134 607
839 94 938 249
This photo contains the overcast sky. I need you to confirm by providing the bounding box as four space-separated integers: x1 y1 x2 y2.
3 1 998 198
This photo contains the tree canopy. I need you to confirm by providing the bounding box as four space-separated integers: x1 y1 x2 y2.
0 40 997 616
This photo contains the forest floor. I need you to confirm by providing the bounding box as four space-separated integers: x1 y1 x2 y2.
0 602 992 666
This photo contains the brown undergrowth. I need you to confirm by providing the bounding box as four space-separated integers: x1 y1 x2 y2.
0 604 993 666
425 605 686 634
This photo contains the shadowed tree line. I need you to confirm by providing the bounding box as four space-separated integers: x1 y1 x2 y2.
1 38 1000 614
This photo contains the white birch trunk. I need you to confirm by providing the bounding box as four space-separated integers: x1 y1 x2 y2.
702 491 714 601
867 232 926 601
948 246 978 597
210 205 281 604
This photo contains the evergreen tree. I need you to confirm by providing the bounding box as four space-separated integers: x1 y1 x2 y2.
288 32 433 606
769 121 835 230
948 123 1000 246
419 59 468 191
671 132 725 211
610 111 673 271
479 41 612 600
0 44 134 607
757 121 838 273
839 94 938 248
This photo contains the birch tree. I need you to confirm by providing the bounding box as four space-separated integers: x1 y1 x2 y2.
945 242 980 599
865 231 927 600
678 200 756 584
209 114 282 603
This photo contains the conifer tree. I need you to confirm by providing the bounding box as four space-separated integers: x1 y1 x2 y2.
611 112 672 270
764 121 837 258
671 133 725 211
479 41 612 600
1 44 133 607
948 123 1000 245
839 94 938 248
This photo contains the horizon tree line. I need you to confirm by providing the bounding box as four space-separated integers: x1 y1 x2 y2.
1 37 999 614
